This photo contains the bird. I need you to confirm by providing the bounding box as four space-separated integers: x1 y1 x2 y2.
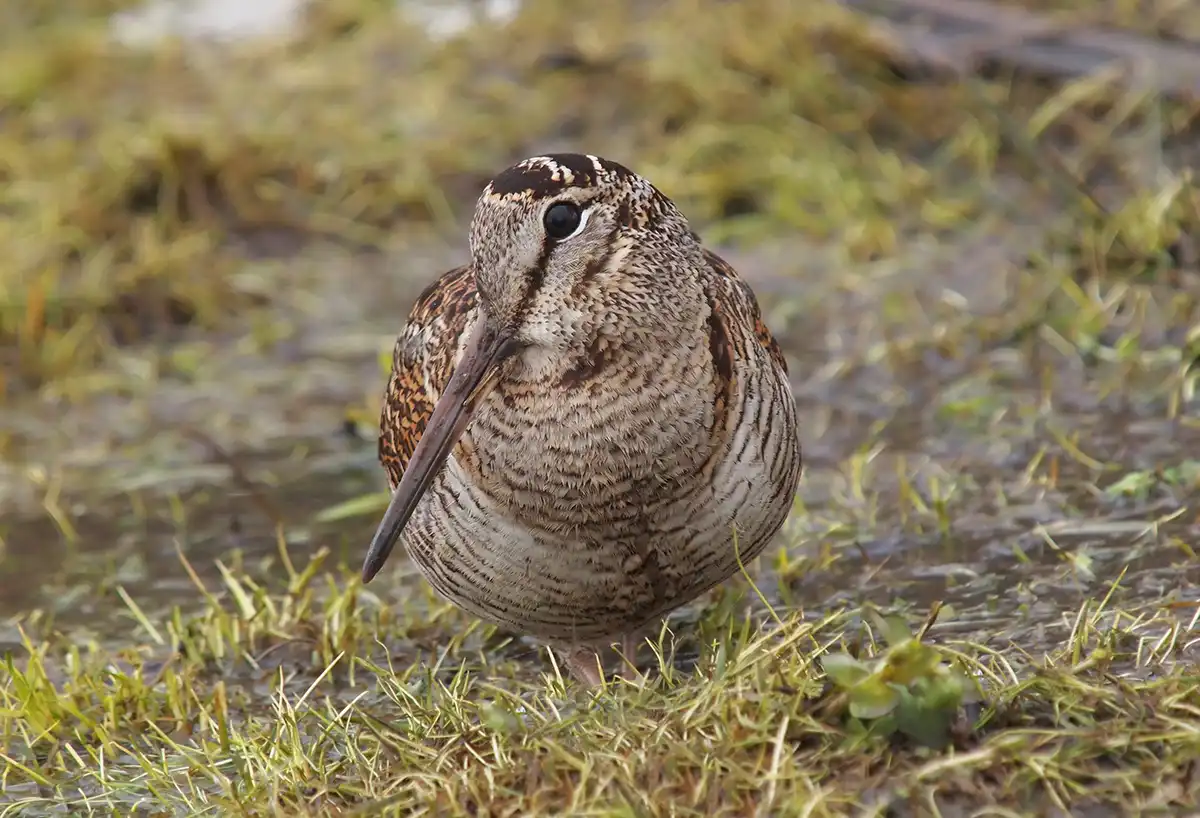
361 153 803 688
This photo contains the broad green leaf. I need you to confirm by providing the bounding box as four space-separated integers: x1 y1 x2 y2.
822 653 871 688
894 691 955 749
867 609 912 647
880 615 914 648
848 679 900 719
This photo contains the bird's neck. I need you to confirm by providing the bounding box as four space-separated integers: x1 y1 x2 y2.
509 271 709 386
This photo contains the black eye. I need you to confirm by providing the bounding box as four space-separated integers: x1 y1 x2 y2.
543 201 583 240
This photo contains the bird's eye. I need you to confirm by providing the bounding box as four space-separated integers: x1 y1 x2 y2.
543 201 586 241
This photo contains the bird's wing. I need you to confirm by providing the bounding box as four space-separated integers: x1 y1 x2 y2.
700 248 789 378
700 248 803 501
378 265 479 490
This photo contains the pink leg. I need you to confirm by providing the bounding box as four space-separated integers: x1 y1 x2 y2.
621 633 640 664
560 645 605 688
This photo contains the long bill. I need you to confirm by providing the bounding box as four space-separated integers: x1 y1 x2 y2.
361 317 519 583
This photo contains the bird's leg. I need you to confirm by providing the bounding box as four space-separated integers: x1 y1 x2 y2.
620 632 641 671
559 645 605 689
559 635 644 688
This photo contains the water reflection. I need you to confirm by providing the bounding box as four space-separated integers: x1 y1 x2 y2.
110 0 522 46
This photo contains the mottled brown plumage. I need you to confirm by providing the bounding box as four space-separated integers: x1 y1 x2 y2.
365 154 802 687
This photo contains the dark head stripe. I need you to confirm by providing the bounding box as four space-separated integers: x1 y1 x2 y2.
487 154 636 199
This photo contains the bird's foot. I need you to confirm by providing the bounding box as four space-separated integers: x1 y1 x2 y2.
559 633 646 689
560 645 606 688
619 632 644 675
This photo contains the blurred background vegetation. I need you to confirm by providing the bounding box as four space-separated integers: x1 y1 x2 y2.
3 0 1195 396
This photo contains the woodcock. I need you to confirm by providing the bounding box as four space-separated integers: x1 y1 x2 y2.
362 153 803 687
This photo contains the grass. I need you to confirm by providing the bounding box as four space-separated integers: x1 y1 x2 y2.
1 538 1197 815
3 0 1200 814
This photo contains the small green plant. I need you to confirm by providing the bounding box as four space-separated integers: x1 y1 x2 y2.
821 604 980 748
1105 460 1200 501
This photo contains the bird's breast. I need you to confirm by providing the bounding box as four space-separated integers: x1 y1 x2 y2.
398 343 801 643
452 365 718 536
